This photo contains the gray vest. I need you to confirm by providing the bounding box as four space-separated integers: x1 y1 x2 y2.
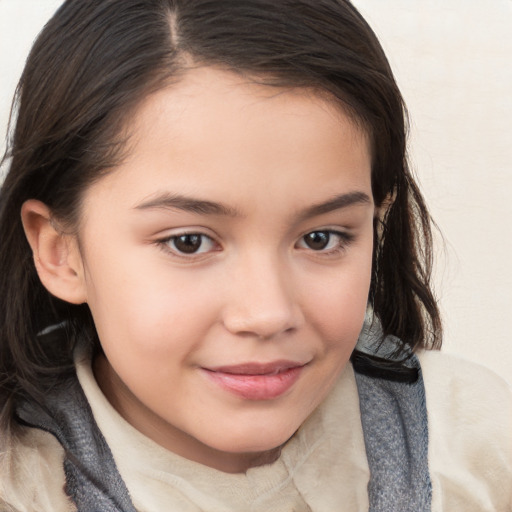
15 329 432 511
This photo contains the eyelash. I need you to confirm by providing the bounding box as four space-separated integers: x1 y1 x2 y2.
157 232 220 258
156 229 354 259
295 230 355 256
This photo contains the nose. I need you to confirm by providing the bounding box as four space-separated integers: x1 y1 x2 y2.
221 254 303 340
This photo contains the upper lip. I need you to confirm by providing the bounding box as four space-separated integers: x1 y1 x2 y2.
205 360 306 376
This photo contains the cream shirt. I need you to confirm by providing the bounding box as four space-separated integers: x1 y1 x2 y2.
1 350 511 511
76 353 370 512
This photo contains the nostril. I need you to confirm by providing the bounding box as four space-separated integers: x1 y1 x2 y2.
256 325 297 341
222 304 303 340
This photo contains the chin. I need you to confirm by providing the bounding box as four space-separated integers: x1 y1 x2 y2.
208 418 299 456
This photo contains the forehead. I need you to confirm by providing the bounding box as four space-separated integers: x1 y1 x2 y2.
81 66 372 218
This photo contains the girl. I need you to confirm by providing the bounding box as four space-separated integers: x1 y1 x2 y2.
0 0 510 510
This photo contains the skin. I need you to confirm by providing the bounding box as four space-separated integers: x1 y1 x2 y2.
33 67 376 473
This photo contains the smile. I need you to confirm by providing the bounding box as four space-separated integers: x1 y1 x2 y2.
202 361 306 400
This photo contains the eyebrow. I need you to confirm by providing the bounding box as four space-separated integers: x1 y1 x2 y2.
298 191 372 220
134 192 241 217
134 190 372 218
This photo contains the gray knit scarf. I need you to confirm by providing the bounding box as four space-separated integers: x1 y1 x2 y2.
15 327 431 511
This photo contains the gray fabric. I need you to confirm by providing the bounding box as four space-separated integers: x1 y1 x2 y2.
354 354 432 511
14 327 432 511
15 375 136 512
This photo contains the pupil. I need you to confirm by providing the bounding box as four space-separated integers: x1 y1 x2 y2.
305 231 329 250
175 234 202 254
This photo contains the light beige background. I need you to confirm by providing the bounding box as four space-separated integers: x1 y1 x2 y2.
1 1 511 384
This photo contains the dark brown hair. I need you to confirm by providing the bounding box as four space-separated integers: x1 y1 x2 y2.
0 0 441 429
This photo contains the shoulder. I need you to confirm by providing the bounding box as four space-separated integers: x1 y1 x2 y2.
0 424 75 512
419 348 511 406
417 350 512 511
418 349 512 429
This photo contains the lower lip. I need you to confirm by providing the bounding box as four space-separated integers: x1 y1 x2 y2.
202 366 303 400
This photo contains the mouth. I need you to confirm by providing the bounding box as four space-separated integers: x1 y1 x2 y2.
201 361 306 400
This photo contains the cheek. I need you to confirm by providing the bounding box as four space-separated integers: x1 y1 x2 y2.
305 252 372 346
83 251 222 357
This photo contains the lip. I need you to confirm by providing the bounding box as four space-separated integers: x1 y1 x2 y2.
201 361 306 400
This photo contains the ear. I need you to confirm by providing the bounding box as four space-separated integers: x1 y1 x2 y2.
21 199 87 304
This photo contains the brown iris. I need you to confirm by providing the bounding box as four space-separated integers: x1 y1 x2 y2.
303 231 330 250
173 234 203 254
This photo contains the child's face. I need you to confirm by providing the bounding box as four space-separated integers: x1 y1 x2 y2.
76 67 374 472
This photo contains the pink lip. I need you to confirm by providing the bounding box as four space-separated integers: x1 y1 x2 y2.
202 361 305 400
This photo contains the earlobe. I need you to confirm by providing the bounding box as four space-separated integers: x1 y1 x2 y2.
21 199 87 305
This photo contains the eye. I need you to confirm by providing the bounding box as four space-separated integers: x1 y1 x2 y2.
297 230 352 253
163 233 218 255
